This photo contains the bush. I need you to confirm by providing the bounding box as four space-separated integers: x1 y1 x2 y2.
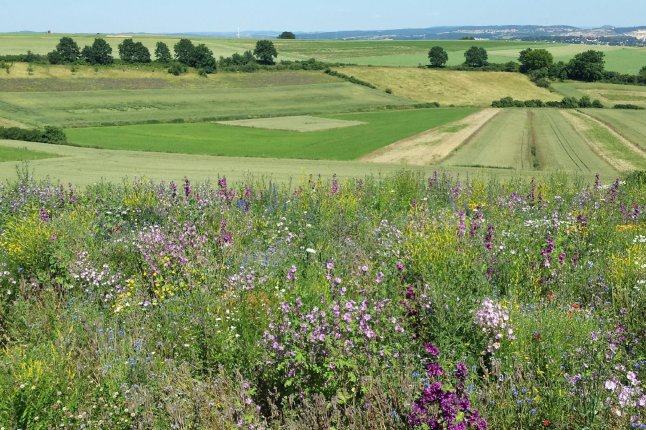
324 69 377 89
0 126 67 144
492 96 604 109
613 104 644 110
167 62 188 76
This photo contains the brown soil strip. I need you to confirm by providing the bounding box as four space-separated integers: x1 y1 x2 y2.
562 110 644 171
360 108 500 165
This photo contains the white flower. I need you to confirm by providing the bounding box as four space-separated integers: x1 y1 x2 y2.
306 248 316 254
605 380 617 391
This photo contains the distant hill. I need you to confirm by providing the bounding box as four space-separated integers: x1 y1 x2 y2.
177 25 646 46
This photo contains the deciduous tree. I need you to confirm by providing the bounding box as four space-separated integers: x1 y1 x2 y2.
174 39 195 66
47 37 80 64
463 46 488 68
567 50 605 82
278 31 296 39
80 39 113 65
254 40 278 65
155 42 172 63
518 48 553 73
428 46 448 67
119 39 151 63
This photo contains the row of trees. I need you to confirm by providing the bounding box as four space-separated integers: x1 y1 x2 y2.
46 37 279 73
427 45 644 85
428 46 489 68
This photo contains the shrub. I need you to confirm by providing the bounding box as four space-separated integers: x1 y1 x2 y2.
167 62 188 76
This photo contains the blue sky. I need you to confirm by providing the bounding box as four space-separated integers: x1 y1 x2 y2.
2 0 643 33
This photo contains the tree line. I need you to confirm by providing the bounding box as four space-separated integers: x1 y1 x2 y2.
44 37 282 75
427 45 646 85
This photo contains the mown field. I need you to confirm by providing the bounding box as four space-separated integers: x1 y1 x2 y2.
334 66 561 106
583 109 646 152
441 108 643 175
1 34 645 73
64 108 476 159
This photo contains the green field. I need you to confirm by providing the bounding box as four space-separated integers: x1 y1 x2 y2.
64 108 476 160
0 145 57 162
0 139 558 187
582 109 646 152
1 34 644 74
442 109 617 175
553 81 646 108
0 81 414 127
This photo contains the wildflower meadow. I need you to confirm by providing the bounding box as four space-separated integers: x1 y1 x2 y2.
0 165 644 429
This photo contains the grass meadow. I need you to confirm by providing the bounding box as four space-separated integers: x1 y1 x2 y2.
334 67 562 106
64 108 477 159
0 82 414 128
0 168 643 429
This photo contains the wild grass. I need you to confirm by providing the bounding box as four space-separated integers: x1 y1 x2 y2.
0 169 643 428
335 67 562 107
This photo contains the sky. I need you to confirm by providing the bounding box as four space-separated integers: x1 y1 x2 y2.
2 0 644 33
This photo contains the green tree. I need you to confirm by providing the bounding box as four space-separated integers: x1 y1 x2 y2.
639 65 646 78
518 48 553 73
155 42 172 63
47 37 80 64
81 38 113 65
548 61 568 80
191 44 216 73
463 46 488 68
254 40 278 65
118 39 151 63
567 50 605 82
428 46 448 68
278 31 296 39
174 39 195 66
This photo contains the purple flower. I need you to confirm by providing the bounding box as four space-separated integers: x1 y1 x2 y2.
425 343 440 356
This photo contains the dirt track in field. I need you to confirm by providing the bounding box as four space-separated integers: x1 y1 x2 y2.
360 109 500 165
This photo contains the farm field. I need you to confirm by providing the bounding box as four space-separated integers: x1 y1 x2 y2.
0 63 340 92
442 109 620 175
1 34 645 73
64 108 477 160
334 66 561 106
0 144 57 162
0 81 414 128
583 109 646 151
552 81 646 108
0 139 545 186
563 110 646 171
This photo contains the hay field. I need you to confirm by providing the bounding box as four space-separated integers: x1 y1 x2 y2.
583 109 646 152
0 82 414 127
442 109 619 175
64 108 476 160
334 67 562 106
